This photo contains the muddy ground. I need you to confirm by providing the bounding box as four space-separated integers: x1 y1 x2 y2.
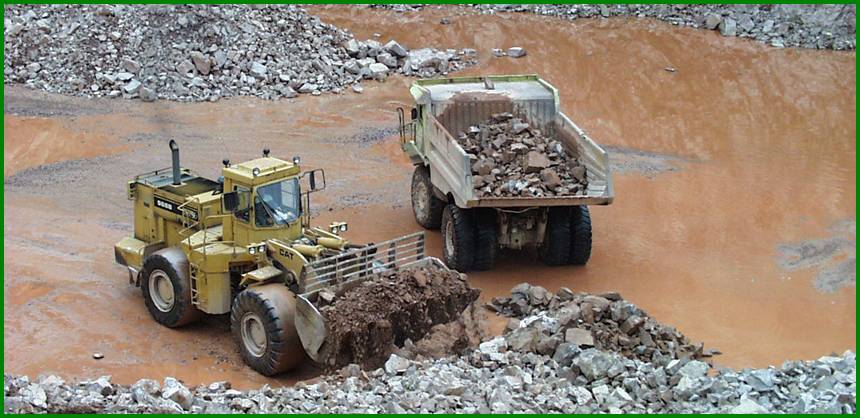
4 7 856 389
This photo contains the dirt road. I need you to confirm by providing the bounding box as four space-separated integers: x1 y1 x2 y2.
4 7 855 389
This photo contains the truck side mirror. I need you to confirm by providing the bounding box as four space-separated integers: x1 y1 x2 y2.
223 191 239 212
410 108 418 120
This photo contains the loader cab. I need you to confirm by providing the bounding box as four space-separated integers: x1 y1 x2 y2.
220 156 324 247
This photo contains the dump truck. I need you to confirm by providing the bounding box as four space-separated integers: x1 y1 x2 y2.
398 75 614 271
114 141 437 375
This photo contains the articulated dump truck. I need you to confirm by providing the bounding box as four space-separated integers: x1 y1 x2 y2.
115 141 443 375
399 75 614 271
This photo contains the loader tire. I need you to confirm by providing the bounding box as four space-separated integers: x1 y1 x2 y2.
231 284 305 376
441 204 476 272
140 248 201 328
569 206 593 265
473 209 498 271
540 207 571 266
411 165 445 229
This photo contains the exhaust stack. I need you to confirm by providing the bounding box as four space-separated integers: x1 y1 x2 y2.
169 140 181 185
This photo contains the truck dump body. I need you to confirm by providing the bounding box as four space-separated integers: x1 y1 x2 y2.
405 75 613 208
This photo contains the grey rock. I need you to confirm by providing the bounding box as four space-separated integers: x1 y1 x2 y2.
704 14 722 30
719 18 738 37
139 86 157 102
507 47 527 58
162 377 193 410
190 51 211 75
123 79 141 94
250 61 267 78
384 354 411 375
384 40 408 57
565 328 594 347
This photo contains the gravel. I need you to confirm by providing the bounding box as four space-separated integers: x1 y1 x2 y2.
374 4 856 51
6 283 855 413
3 4 477 102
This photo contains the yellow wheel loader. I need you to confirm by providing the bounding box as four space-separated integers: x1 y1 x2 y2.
115 140 431 375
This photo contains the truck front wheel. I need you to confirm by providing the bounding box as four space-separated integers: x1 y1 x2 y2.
441 204 476 272
231 284 305 376
569 206 592 265
140 248 201 328
540 207 571 266
411 165 445 229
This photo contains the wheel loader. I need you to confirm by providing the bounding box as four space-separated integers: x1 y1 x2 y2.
114 140 435 375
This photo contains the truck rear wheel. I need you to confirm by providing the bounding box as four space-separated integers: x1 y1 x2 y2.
441 204 476 272
569 206 592 265
473 209 498 271
411 165 445 229
140 248 201 328
231 284 305 376
540 207 571 266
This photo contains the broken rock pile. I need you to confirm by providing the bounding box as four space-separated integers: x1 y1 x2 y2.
3 4 477 102
4 285 856 413
456 113 588 198
487 283 708 365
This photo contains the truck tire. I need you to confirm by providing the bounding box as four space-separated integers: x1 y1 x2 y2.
569 206 593 265
140 248 201 328
540 207 571 266
411 165 445 229
473 209 498 271
231 284 305 376
441 204 476 272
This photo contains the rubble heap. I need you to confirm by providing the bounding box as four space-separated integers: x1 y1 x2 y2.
3 4 477 102
486 283 709 365
318 262 480 370
455 113 588 198
4 285 856 413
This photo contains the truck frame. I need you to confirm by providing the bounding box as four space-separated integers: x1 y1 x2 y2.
399 74 614 271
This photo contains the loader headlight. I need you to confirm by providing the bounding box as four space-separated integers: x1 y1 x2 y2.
248 243 266 255
258 244 266 254
252 167 261 177
248 246 256 255
329 222 347 234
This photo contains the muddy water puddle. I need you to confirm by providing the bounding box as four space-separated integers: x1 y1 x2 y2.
4 6 856 389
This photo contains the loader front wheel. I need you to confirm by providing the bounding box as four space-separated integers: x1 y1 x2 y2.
569 206 592 265
539 207 571 266
441 204 476 272
411 165 445 229
141 248 201 328
231 284 305 376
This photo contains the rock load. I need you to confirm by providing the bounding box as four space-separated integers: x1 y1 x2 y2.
3 4 477 102
318 262 480 370
455 113 589 198
486 283 708 365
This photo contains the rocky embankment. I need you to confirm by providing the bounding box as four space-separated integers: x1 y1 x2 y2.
5 284 855 413
3 4 476 102
377 4 856 51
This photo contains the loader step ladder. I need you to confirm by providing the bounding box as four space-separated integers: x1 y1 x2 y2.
189 263 200 305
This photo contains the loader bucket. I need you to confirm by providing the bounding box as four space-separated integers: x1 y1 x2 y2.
294 232 428 363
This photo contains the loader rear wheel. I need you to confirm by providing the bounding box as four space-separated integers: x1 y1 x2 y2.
141 248 201 328
230 284 305 376
569 206 593 265
540 207 571 266
473 209 498 271
441 204 476 272
411 165 445 229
